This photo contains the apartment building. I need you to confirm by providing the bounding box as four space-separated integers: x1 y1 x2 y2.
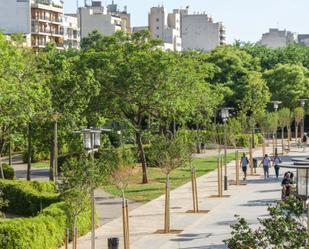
148 6 181 51
78 1 131 38
0 0 79 50
63 14 80 49
147 6 225 52
259 28 295 48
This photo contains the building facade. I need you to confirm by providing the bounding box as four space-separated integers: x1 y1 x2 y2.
147 6 225 52
181 12 225 52
63 14 80 49
78 1 131 38
0 0 79 49
148 6 181 51
298 34 309 46
259 28 295 48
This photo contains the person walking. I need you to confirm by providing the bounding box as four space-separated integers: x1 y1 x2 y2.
260 154 271 179
240 153 249 180
272 153 282 179
303 133 308 151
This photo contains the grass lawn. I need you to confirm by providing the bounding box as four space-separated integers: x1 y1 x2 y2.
32 161 49 169
103 153 235 202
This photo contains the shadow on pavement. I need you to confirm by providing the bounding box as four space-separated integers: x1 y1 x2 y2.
170 233 212 243
239 198 277 207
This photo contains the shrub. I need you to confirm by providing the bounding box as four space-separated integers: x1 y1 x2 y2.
57 152 81 171
1 164 15 180
0 180 59 216
0 202 92 249
22 149 49 163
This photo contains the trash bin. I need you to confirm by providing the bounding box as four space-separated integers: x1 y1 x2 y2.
108 238 119 249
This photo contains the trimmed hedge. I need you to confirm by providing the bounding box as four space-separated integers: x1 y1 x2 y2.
0 180 59 216
0 202 92 249
1 164 15 180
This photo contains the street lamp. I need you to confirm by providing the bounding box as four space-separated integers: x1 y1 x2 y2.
271 101 282 155
299 99 307 140
220 107 233 191
76 127 110 249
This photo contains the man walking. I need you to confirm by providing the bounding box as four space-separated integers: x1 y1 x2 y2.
272 153 282 179
240 153 249 180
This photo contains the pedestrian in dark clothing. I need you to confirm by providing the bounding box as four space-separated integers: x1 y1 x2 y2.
272 153 282 179
240 153 249 180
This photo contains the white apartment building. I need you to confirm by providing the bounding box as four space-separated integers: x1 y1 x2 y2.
259 28 295 48
181 11 226 52
78 1 131 38
0 0 79 50
63 14 80 49
147 6 225 52
148 6 181 52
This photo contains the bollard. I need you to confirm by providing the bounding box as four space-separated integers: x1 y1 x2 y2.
164 175 171 233
108 238 119 249
235 150 240 185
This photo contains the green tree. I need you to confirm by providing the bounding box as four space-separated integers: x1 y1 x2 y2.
263 64 309 109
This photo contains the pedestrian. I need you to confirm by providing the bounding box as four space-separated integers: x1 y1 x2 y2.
303 133 308 151
240 153 249 180
253 158 258 173
281 172 292 200
260 154 271 179
272 153 282 179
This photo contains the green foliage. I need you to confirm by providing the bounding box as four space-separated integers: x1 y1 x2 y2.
225 196 307 249
1 164 15 180
0 202 91 249
294 106 305 124
0 180 59 216
278 107 292 128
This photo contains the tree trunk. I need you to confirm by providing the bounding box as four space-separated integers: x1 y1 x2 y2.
49 140 54 181
8 126 12 166
53 120 58 182
136 131 148 184
296 123 299 143
27 123 32 181
196 124 201 154
288 125 291 149
281 127 284 154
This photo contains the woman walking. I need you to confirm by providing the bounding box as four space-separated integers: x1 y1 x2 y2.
240 153 249 180
260 154 271 179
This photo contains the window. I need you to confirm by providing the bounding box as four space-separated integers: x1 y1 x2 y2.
156 35 159 38
156 26 159 30
156 18 159 22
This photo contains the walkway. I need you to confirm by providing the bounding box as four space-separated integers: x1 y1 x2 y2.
66 145 303 249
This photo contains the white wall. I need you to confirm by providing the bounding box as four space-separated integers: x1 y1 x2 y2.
182 15 220 51
0 0 31 34
78 7 120 38
260 29 295 48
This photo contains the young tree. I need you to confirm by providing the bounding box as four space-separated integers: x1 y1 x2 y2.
294 107 304 142
149 135 186 233
278 108 291 152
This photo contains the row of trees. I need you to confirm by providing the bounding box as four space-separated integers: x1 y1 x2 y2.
1 31 309 184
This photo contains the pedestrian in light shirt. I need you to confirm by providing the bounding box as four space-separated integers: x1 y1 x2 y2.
260 154 271 179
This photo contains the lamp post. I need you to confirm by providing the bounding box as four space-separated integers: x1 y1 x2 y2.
220 107 233 191
76 128 110 249
271 101 282 155
300 99 307 140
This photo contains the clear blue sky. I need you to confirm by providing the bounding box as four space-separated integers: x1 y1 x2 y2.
64 0 309 44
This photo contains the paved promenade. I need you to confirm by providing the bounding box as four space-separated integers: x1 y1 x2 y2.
64 145 304 249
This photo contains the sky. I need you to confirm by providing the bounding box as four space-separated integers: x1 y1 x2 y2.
64 0 309 44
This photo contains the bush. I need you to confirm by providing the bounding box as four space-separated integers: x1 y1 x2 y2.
0 202 92 249
57 152 80 171
22 149 49 164
0 180 59 216
1 164 15 180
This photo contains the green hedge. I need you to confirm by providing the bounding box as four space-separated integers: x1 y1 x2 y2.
0 180 59 216
0 202 92 249
1 164 15 180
